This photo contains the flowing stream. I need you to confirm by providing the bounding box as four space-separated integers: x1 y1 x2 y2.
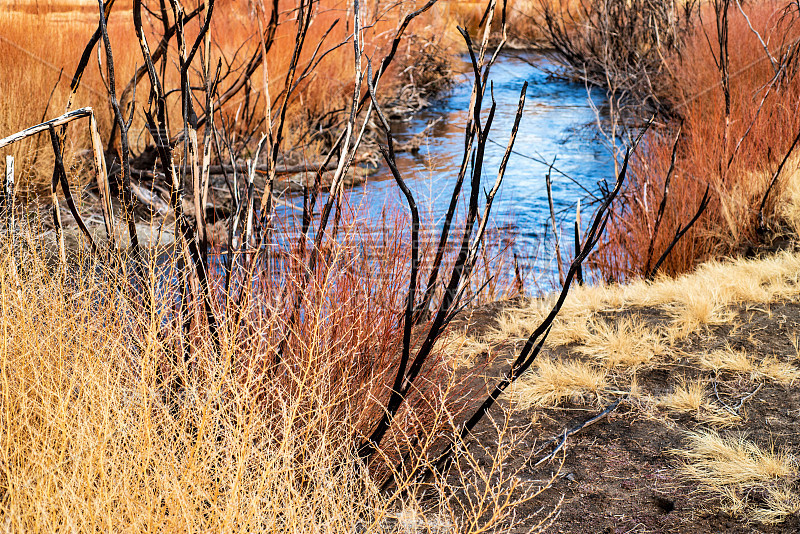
338 50 616 285
149 51 616 312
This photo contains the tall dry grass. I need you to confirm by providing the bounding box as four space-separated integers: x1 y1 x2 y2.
0 204 544 531
440 0 581 45
0 1 559 530
0 0 462 196
596 0 800 278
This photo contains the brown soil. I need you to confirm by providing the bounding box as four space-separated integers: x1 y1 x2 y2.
442 299 800 533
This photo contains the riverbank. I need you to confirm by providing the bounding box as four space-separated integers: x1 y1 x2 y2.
435 249 800 531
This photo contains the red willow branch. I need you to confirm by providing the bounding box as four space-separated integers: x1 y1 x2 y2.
644 124 681 276
357 25 501 463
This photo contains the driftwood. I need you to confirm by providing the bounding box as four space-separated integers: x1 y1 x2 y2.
0 108 94 149
0 107 115 258
130 181 171 216
123 161 337 181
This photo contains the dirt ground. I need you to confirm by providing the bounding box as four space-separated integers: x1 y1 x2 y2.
436 260 800 533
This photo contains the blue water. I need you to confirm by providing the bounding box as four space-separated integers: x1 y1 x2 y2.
257 51 616 288
331 51 616 284
133 53 617 320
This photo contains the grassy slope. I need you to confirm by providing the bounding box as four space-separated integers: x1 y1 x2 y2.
441 249 800 530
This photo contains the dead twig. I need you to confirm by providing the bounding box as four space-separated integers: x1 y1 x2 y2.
0 108 115 244
98 0 141 262
48 125 98 256
533 396 626 467
546 164 565 285
644 125 681 277
713 376 763 415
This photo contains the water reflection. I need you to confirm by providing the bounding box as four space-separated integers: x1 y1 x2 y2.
263 51 615 291
335 51 615 285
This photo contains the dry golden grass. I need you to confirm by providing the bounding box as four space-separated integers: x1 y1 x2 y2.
569 251 800 339
487 251 800 361
658 377 742 427
0 220 549 532
510 356 607 409
662 290 736 341
675 430 799 524
461 251 800 372
490 300 609 350
490 305 549 345
575 314 666 369
696 347 800 385
468 253 800 440
660 377 707 413
696 408 743 429
0 244 388 531
434 331 492 370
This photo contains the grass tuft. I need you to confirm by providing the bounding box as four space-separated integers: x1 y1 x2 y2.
510 356 608 409
576 315 665 369
660 377 707 413
697 348 800 384
675 430 798 524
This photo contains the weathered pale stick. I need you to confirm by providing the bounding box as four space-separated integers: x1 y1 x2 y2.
4 156 19 285
0 107 117 248
89 113 115 243
0 108 93 150
546 171 565 285
3 155 13 233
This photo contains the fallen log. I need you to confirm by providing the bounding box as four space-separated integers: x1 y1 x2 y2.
206 161 337 176
130 181 171 217
121 161 337 182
